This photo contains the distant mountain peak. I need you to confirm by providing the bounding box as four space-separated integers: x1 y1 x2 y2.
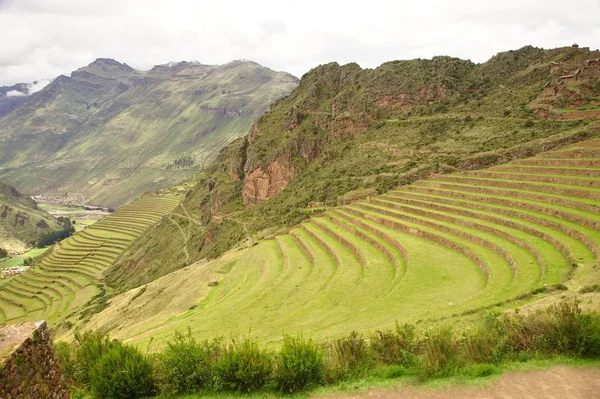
89 58 134 69
72 58 136 79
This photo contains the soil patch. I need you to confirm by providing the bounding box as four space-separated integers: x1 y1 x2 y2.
319 366 600 399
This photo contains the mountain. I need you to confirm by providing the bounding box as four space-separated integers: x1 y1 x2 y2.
0 59 298 207
0 83 30 117
0 180 60 253
105 45 600 290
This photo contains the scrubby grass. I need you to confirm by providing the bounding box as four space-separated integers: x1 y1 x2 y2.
59 301 600 398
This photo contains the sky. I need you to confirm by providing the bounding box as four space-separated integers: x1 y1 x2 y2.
1 0 600 87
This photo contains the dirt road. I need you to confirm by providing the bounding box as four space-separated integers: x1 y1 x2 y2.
320 366 600 399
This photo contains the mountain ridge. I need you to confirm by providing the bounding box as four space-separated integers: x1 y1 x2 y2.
0 58 298 207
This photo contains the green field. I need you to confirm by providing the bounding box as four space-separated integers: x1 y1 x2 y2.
0 247 49 269
83 138 600 348
0 195 180 325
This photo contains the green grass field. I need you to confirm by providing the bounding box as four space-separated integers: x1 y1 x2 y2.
0 195 180 325
83 138 600 349
0 247 49 269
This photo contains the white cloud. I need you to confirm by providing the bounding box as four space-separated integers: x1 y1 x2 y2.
0 0 599 85
5 90 26 97
29 79 51 94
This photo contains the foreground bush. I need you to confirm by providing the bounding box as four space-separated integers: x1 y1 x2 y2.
275 335 324 392
503 301 600 357
90 344 154 399
213 338 273 392
417 327 461 379
55 331 121 387
155 330 220 395
56 301 600 397
324 331 371 381
370 323 417 366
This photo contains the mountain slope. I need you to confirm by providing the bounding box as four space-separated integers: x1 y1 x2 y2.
0 181 60 253
87 137 600 346
105 45 600 291
0 59 298 207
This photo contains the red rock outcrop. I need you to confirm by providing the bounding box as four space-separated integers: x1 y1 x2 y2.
242 159 295 206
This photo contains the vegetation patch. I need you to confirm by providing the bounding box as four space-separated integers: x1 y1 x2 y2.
57 301 600 398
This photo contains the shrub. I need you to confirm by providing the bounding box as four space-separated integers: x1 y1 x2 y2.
580 284 600 294
417 327 460 379
90 344 154 399
0 247 7 258
369 323 417 366
324 331 370 381
213 338 273 392
275 334 324 392
503 301 600 357
70 331 121 387
543 301 600 357
156 330 220 395
54 341 76 383
462 315 509 364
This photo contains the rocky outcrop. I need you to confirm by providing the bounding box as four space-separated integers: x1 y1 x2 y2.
242 159 295 206
198 105 248 117
0 321 69 399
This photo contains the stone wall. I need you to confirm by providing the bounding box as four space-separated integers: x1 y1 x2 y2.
0 321 69 399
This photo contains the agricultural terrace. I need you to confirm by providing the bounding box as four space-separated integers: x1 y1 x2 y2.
0 195 180 324
98 138 600 346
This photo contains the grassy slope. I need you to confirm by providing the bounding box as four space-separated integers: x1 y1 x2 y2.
0 60 298 207
83 137 600 349
0 181 60 252
106 45 600 291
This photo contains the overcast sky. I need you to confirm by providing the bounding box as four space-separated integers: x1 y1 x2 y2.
1 0 599 86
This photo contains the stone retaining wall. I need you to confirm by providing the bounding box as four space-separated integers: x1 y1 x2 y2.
0 321 69 399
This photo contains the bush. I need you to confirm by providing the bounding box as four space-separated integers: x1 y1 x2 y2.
213 338 273 392
54 341 76 383
275 335 324 392
324 331 370 381
156 330 220 395
369 323 417 366
0 247 7 258
503 301 600 357
417 327 460 379
462 315 509 364
580 284 600 294
70 331 121 387
90 344 154 399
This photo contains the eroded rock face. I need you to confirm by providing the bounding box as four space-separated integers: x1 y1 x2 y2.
242 159 295 206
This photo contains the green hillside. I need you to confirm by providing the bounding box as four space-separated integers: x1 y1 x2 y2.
106 45 600 291
0 59 298 207
0 193 181 325
84 137 600 347
0 181 60 253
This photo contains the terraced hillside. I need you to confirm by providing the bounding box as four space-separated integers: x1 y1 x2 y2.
87 137 600 346
0 195 180 325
